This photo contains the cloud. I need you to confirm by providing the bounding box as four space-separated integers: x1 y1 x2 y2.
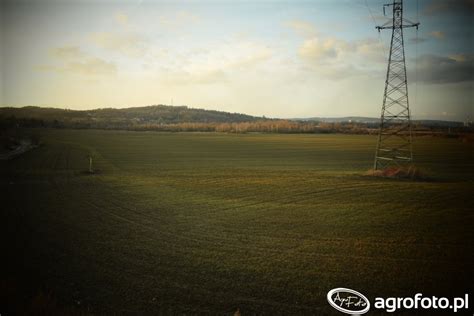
158 11 200 29
162 69 228 85
409 37 428 44
298 37 386 63
51 46 87 59
285 20 318 37
90 32 148 57
40 46 117 76
225 44 272 69
64 58 116 75
298 37 344 62
160 41 272 85
424 0 474 15
290 19 389 80
298 36 385 64
297 34 388 80
115 12 129 26
413 54 474 84
38 58 116 76
353 38 386 63
430 31 445 40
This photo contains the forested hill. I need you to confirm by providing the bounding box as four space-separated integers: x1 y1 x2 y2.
0 105 265 128
1 105 469 134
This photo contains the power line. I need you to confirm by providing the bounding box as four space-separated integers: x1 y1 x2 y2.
364 0 387 59
365 0 378 26
415 0 419 115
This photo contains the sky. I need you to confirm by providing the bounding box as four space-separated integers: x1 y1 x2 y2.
1 0 473 120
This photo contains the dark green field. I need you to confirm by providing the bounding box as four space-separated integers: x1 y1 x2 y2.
1 129 473 315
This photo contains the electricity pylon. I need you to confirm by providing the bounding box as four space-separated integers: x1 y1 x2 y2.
374 0 419 170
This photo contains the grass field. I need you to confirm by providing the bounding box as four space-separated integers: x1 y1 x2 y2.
1 129 473 315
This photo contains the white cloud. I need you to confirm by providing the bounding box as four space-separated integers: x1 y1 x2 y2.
353 38 386 63
285 20 318 37
298 37 344 62
158 11 200 29
38 58 116 76
115 12 129 26
295 24 388 80
39 46 117 76
90 32 148 57
51 46 87 59
64 58 117 76
162 69 228 85
159 40 273 85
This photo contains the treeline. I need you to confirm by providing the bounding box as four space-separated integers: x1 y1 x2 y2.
128 121 376 134
1 105 472 135
0 105 373 134
0 115 376 134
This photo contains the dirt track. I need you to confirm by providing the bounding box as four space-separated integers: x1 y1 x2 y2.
0 140 35 160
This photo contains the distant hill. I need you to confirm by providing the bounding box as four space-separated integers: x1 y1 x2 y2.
0 105 263 125
0 105 468 133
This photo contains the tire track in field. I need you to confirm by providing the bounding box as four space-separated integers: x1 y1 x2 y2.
65 177 465 266
67 177 327 251
84 187 466 266
67 186 324 314
85 191 471 266
91 176 421 247
48 155 469 268
45 174 469 316
94 175 371 223
156 177 377 215
204 181 383 215
49 180 457 315
224 180 421 214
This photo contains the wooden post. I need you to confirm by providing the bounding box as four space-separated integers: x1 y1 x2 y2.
89 156 93 173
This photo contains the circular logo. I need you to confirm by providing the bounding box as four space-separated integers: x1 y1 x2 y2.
327 288 370 315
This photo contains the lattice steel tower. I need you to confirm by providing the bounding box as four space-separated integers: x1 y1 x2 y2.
374 0 419 170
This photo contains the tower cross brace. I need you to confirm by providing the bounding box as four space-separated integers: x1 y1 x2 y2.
374 0 419 170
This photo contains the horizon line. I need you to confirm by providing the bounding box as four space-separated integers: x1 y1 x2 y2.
0 104 468 123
